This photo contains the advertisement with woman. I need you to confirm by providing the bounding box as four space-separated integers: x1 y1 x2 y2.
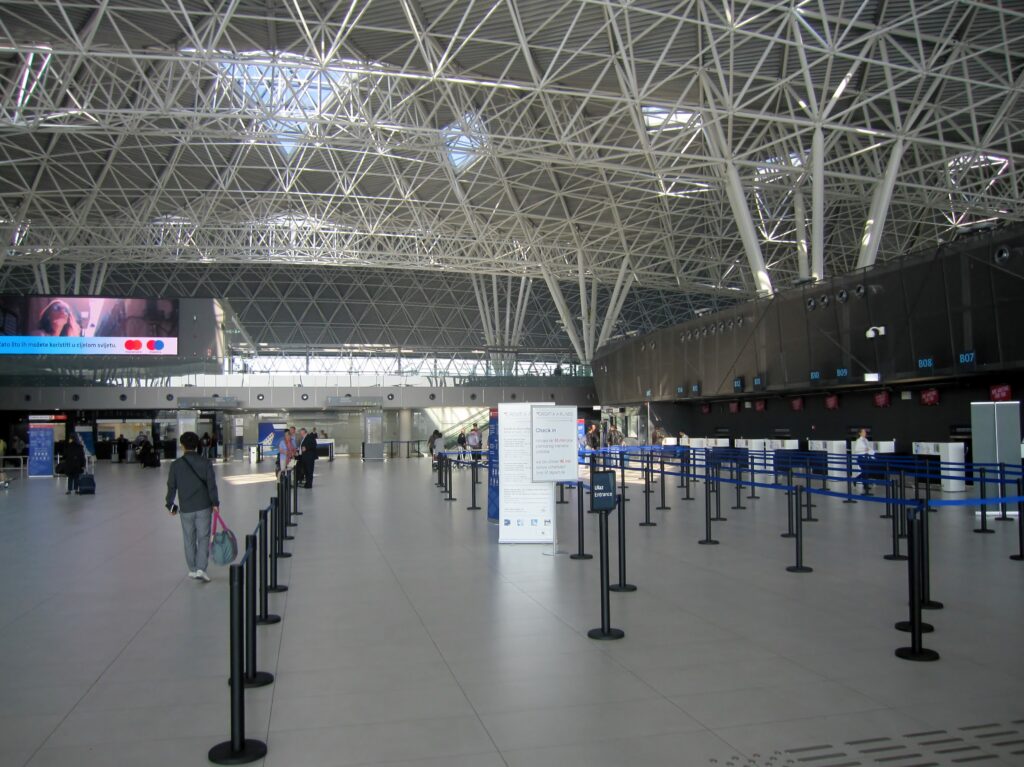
0 296 178 355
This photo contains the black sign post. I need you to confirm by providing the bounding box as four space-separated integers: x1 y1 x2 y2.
588 471 625 640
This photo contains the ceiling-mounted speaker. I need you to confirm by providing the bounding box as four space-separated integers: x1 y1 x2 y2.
806 297 816 311
820 294 830 307
993 245 1011 265
854 284 866 298
836 289 849 303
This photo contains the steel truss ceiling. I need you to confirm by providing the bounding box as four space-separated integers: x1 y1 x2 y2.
1 0 1022 362
0 262 717 355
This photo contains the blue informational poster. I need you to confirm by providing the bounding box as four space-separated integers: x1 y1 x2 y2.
257 422 284 457
75 427 95 455
28 425 54 477
487 407 499 522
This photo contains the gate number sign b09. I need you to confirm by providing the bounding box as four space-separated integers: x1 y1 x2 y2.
590 471 618 512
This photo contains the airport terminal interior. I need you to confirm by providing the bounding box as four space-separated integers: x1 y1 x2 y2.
1 1 1023 765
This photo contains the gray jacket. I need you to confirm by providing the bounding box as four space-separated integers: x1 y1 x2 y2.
166 452 220 513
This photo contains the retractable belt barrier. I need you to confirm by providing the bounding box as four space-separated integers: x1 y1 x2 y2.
210 466 307 763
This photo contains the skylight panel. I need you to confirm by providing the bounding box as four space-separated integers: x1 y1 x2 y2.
641 106 701 132
443 113 488 171
754 152 804 182
213 52 359 158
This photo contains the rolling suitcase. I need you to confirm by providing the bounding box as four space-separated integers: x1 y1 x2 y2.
77 474 96 495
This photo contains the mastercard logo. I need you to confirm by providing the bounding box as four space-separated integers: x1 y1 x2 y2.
124 339 165 351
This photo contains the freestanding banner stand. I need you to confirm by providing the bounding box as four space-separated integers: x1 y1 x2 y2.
533 405 578 555
588 470 624 640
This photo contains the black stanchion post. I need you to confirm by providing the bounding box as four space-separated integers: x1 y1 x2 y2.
275 494 292 556
786 486 812 573
291 467 301 516
882 472 896 519
844 451 856 503
267 500 287 593
920 480 942 611
208 566 267 765
1011 477 1024 562
732 461 746 510
643 451 652 496
747 451 761 500
256 509 281 623
683 450 693 500
975 467 993 534
587 503 623 640
781 476 795 539
619 453 627 502
640 465 656 527
677 448 685 488
285 473 297 528
242 535 274 688
712 464 726 522
803 479 819 522
805 459 817 510
884 479 906 561
572 482 592 560
997 463 1010 521
608 492 637 591
446 456 457 502
557 481 568 505
699 471 719 545
467 460 481 510
895 506 940 662
656 455 669 510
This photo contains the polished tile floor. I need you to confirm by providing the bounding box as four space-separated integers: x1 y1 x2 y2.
0 458 1021 766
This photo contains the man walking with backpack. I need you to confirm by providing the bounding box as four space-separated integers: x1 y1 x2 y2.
165 431 220 583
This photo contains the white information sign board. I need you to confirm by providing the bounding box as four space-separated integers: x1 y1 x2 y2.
499 403 554 543
531 406 578 483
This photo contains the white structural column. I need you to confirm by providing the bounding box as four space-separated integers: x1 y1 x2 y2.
398 408 412 444
723 161 773 296
856 138 906 270
810 126 825 282
597 256 632 349
793 190 810 280
541 266 588 363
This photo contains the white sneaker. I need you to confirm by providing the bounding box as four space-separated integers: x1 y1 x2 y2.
195 569 211 583
188 571 198 579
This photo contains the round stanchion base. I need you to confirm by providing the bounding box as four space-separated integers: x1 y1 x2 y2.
843 499 857 504
698 539 719 545
883 554 908 561
556 501 570 505
879 514 892 519
283 534 295 541
639 521 657 527
749 495 761 500
445 498 458 502
895 620 933 633
713 516 728 522
286 522 297 527
292 511 303 516
1011 554 1024 561
780 532 796 539
256 614 281 625
587 627 625 640
267 585 288 593
995 517 1013 522
466 505 481 511
922 599 944 610
208 738 268 765
786 565 813 573
277 550 292 557
230 670 274 688
974 528 995 534
569 553 593 560
608 583 637 592
895 647 939 662
804 516 820 522
656 506 670 511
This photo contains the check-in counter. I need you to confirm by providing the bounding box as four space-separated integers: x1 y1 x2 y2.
912 441 966 492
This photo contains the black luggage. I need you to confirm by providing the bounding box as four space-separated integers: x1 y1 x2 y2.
77 474 96 494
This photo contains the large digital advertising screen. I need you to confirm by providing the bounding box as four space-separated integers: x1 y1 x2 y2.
0 296 179 356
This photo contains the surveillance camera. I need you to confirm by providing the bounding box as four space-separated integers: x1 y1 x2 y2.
865 325 886 339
